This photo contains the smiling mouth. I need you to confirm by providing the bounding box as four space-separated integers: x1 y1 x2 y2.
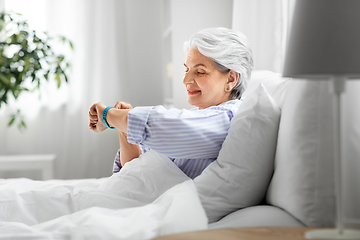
187 90 201 95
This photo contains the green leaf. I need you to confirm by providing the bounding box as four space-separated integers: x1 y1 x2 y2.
8 116 15 126
57 55 65 64
21 120 26 128
55 73 61 87
12 89 20 99
0 74 10 85
23 59 30 72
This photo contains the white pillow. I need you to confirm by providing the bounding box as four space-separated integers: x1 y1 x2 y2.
244 70 290 107
266 80 336 227
194 84 281 223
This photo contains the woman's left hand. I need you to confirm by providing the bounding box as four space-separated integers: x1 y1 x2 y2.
114 101 132 110
89 102 107 132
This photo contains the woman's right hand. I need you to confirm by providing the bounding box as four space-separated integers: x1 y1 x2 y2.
88 102 107 132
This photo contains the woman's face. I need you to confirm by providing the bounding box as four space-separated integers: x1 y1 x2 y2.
183 48 231 109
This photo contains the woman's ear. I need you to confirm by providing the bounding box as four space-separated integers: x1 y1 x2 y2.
226 70 239 92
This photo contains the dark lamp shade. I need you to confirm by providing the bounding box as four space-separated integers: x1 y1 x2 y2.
283 0 360 79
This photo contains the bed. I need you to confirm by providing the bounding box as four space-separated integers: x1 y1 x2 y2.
0 150 207 239
1 70 359 239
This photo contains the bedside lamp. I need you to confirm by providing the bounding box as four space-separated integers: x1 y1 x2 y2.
283 0 360 239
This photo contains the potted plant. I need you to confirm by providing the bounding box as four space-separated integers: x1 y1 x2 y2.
0 11 73 129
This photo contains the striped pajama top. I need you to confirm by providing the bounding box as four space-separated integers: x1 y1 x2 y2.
112 99 242 179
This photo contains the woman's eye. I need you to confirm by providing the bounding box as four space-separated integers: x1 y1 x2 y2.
197 72 205 75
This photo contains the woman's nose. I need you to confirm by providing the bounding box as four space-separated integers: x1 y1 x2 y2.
183 73 194 85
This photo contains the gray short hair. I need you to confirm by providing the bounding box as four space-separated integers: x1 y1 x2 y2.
184 27 253 99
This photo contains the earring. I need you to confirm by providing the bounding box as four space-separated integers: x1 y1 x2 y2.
226 87 230 92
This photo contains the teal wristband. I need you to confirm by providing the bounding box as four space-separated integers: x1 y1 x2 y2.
102 106 116 129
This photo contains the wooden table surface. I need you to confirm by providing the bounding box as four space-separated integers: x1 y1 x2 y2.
153 227 320 240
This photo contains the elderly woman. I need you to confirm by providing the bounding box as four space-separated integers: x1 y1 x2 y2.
89 27 253 179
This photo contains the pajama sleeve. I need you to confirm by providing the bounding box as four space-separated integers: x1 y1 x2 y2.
112 149 121 173
127 101 241 160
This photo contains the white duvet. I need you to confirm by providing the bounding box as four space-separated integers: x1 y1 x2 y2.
0 150 208 239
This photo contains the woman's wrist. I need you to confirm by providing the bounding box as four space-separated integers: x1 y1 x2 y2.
102 106 116 129
106 108 130 133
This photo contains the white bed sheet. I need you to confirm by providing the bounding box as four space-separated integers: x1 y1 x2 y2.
0 150 208 239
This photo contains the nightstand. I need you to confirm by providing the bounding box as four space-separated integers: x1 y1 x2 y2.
0 154 55 180
153 227 320 240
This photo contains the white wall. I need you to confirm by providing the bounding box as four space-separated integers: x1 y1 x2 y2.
171 0 233 109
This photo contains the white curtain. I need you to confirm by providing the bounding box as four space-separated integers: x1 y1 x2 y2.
232 0 295 73
0 0 165 179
